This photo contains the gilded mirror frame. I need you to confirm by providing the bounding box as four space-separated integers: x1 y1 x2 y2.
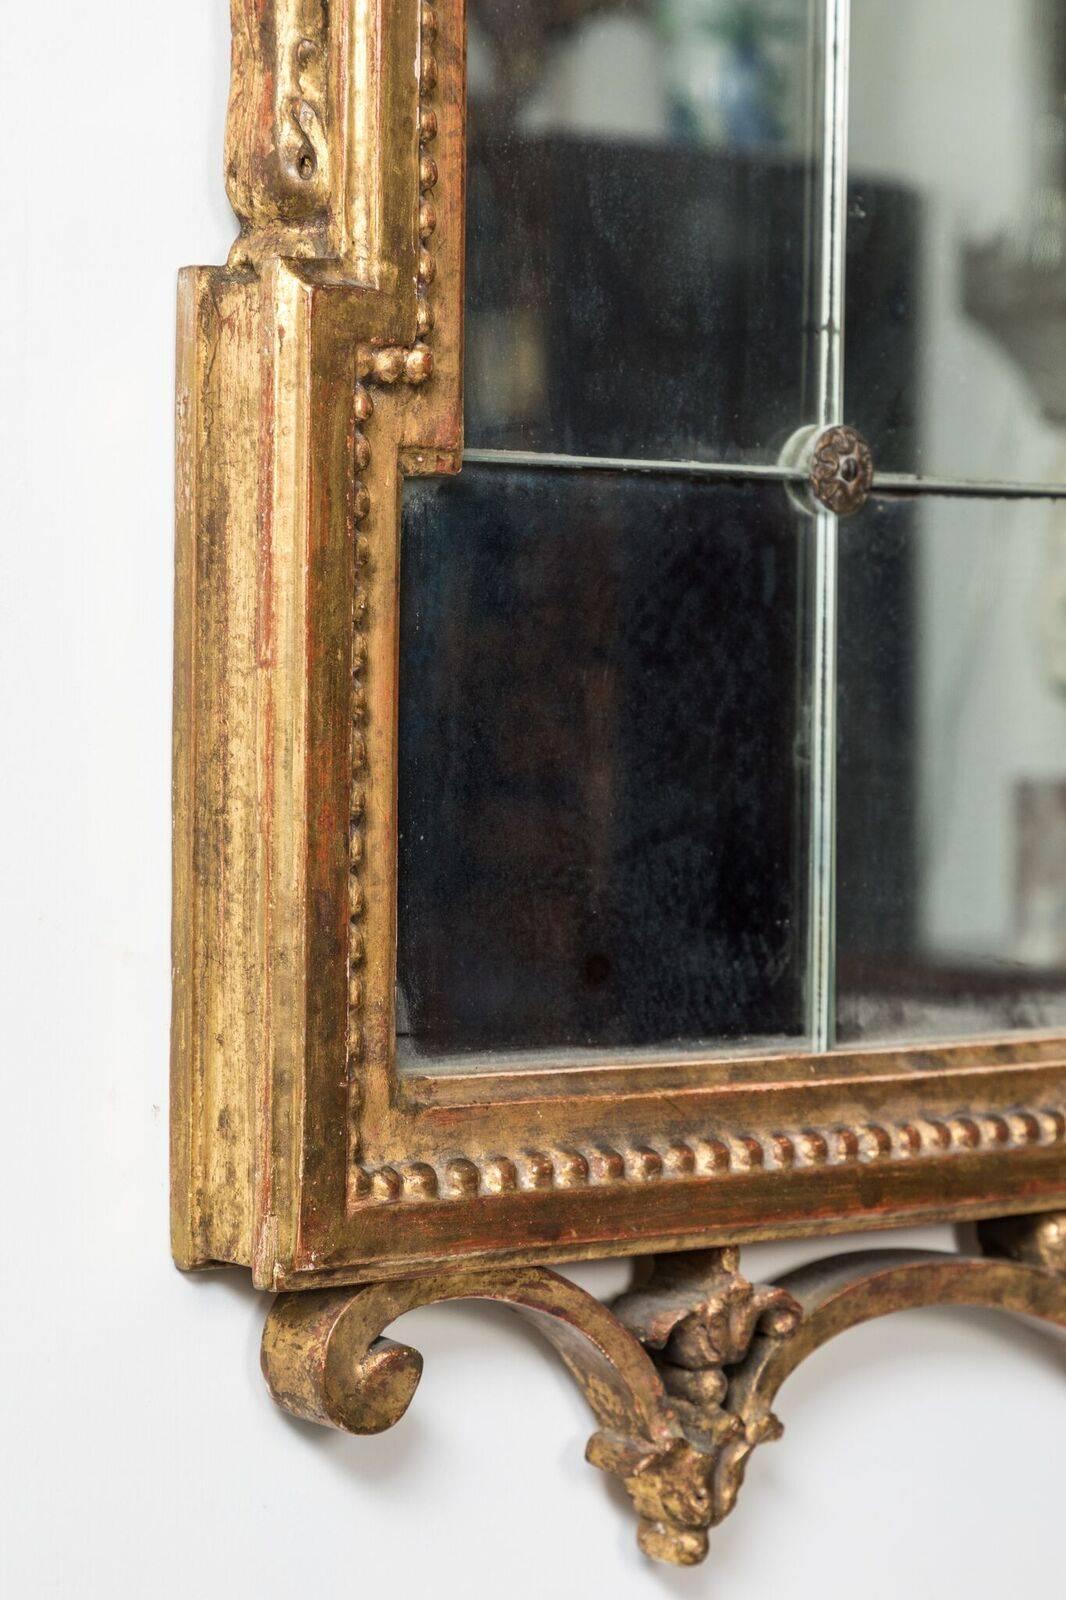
174 0 1065 1291
173 0 1066 1567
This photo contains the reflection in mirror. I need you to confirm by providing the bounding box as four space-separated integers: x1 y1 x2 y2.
464 0 825 463
397 467 810 1069
837 494 1066 1045
401 0 1066 1070
848 0 1066 485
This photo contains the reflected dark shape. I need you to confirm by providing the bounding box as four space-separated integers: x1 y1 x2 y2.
398 467 808 1063
466 135 816 462
465 1 923 467
844 177 923 474
464 0 823 462
837 494 1066 1045
836 498 918 1017
466 116 920 466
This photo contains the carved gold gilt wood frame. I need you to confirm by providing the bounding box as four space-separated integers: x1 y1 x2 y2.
174 0 1066 1567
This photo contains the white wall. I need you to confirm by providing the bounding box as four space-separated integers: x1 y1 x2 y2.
0 6 1062 1597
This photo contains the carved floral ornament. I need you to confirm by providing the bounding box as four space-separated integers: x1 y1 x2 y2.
808 424 875 516
174 0 1066 1569
260 1236 1066 1566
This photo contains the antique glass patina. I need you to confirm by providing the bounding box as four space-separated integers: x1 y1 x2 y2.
397 0 1066 1071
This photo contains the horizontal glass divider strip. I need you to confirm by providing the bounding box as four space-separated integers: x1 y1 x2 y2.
462 450 1066 502
461 448 805 484
871 473 1066 502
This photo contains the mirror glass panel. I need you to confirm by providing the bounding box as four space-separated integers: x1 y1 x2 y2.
837 493 1066 1044
397 0 1066 1073
464 0 826 464
398 468 811 1068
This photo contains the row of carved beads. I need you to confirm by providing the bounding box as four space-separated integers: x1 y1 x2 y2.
417 4 439 340
346 382 374 1075
346 3 440 1096
358 344 434 386
350 1107 1066 1204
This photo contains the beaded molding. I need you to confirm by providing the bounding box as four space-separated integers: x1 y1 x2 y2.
349 1106 1066 1205
345 378 374 1077
345 2 438 1092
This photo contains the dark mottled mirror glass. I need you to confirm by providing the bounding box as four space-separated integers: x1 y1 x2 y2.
837 494 1066 1045
398 468 810 1068
464 0 824 463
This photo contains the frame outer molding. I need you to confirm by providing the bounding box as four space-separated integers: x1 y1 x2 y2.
172 0 464 1276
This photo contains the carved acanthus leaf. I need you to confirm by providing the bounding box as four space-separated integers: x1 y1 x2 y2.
582 1249 803 1556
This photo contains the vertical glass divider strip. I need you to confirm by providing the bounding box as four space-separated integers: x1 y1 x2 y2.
817 0 850 425
807 507 839 1052
807 0 851 1053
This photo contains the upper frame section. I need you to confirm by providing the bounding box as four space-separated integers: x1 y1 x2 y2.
222 0 465 461
173 0 1066 1291
229 0 422 278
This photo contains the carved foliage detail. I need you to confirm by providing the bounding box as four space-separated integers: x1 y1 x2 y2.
587 1249 802 1563
618 1248 801 1373
585 1433 719 1567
